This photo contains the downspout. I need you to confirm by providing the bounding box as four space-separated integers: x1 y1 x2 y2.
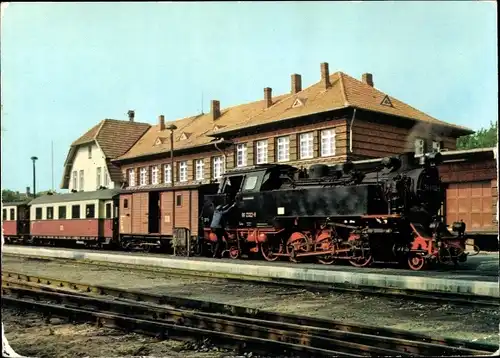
349 108 357 154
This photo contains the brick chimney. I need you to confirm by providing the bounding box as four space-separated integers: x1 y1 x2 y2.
291 74 302 94
264 87 272 108
127 110 135 122
320 62 330 89
159 115 165 131
210 100 221 121
362 73 374 87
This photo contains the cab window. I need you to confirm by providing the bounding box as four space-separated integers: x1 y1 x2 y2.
10 208 15 221
243 176 258 191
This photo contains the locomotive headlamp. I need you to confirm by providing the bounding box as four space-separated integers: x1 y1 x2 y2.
381 156 401 169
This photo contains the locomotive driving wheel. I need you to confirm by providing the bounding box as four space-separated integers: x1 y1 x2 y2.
228 246 240 259
408 255 426 271
316 237 336 265
261 242 280 261
348 242 373 268
286 232 311 263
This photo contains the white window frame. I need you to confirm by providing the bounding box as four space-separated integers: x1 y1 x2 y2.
256 140 268 164
432 141 441 153
299 132 314 159
139 167 147 186
79 170 84 191
151 165 159 185
96 167 101 188
164 164 172 184
195 159 204 181
320 129 336 157
179 161 188 182
72 171 77 190
128 169 136 187
276 136 290 162
415 138 425 155
236 143 247 167
103 170 109 187
213 156 223 179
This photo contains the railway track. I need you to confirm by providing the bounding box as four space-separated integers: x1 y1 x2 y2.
5 252 499 309
1 271 497 357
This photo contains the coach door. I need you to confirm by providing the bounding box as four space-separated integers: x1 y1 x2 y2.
132 192 149 234
120 195 132 234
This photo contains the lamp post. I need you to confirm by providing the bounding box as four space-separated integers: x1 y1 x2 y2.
165 124 177 187
30 156 38 198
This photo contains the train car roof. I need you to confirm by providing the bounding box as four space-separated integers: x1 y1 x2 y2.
29 189 120 205
1 200 31 207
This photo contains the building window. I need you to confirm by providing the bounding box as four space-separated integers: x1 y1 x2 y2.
176 194 182 207
164 164 172 184
415 138 425 155
256 140 268 164
10 208 15 221
58 206 66 219
299 132 314 159
236 144 247 167
151 166 159 185
72 171 77 190
46 207 54 220
86 204 95 218
2 209 6 220
195 159 204 181
320 129 336 157
432 141 442 153
179 161 188 182
128 169 136 187
103 171 109 187
123 199 129 209
213 156 223 179
105 203 112 219
88 145 92 159
36 207 42 220
79 170 84 191
96 167 101 188
71 205 80 219
139 167 147 186
276 136 290 162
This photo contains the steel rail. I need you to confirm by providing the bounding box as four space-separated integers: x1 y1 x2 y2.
4 254 499 309
2 271 497 356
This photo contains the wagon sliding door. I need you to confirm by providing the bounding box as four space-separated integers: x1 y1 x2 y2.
132 192 149 234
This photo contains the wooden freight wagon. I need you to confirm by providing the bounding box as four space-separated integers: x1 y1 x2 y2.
118 183 219 253
29 189 120 247
2 201 31 243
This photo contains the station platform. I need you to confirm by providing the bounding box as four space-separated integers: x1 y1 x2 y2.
2 245 498 298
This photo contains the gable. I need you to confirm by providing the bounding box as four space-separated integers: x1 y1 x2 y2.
154 137 168 146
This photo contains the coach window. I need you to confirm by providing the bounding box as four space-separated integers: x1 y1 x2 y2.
71 205 80 219
2 209 7 221
86 204 95 218
58 206 67 220
123 199 129 209
46 207 54 220
36 208 43 220
105 203 112 219
176 194 182 207
10 208 15 221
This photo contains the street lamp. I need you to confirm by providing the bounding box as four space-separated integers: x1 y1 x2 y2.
165 124 177 187
30 156 38 198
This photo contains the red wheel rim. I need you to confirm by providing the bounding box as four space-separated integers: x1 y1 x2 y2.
408 256 426 271
229 246 240 259
261 243 279 261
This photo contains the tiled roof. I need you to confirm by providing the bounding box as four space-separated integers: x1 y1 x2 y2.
115 70 473 162
212 72 473 135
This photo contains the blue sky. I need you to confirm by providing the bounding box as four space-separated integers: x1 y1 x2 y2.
1 2 497 193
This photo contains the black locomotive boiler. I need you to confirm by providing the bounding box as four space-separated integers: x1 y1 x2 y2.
201 151 471 270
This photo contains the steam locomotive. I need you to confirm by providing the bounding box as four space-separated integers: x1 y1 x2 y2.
201 151 471 270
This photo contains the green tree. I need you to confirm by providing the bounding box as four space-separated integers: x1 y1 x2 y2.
1 190 28 202
457 121 498 150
